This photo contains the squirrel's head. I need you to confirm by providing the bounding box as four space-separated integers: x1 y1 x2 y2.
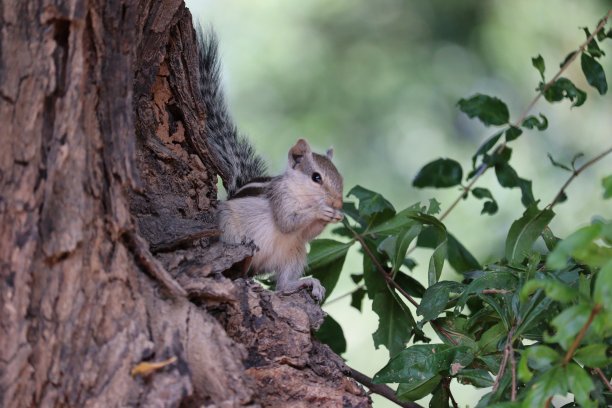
287 138 343 210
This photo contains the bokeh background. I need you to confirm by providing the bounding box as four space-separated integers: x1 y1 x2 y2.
187 1 611 406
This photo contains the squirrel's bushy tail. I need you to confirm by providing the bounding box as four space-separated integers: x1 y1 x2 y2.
196 26 267 198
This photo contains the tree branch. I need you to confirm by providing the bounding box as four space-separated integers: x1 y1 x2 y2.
562 304 602 365
348 367 424 408
547 146 612 209
439 9 612 222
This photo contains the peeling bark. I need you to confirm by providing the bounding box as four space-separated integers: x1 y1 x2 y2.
0 1 370 407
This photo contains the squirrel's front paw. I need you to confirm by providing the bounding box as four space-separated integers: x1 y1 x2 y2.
279 277 326 303
318 206 344 223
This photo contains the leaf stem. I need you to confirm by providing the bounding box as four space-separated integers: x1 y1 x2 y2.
593 368 612 392
547 146 612 209
324 284 365 306
439 9 612 222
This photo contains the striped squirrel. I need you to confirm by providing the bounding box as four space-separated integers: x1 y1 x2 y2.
197 29 344 302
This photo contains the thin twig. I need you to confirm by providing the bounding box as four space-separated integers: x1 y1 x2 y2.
481 289 513 295
593 368 612 392
443 377 459 408
547 146 612 209
348 367 424 408
492 327 516 394
439 9 612 222
509 338 517 401
346 223 459 346
324 284 365 306
562 304 602 365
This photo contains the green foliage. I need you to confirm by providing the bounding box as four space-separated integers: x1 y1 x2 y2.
306 13 612 408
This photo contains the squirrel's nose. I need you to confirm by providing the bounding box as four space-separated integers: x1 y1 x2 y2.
331 196 343 210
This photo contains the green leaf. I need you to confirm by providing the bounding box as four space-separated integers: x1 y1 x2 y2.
413 158 463 188
505 125 523 142
396 375 442 402
367 209 418 235
522 114 548 130
567 363 596 408
520 279 577 303
471 131 503 168
347 185 395 222
477 322 506 354
494 162 535 207
518 345 561 382
372 290 416 357
417 281 465 323
387 224 422 274
350 287 366 311
505 205 555 264
315 314 347 354
373 344 473 383
593 260 611 306
458 94 510 126
546 303 591 349
307 239 354 300
394 271 426 298
532 54 545 80
363 239 388 298
581 53 608 95
583 27 605 58
573 344 611 368
542 77 587 107
447 233 481 273
410 213 448 285
547 153 572 172
457 369 494 388
455 272 519 312
546 223 603 269
472 187 498 216
431 317 478 349
602 175 612 199
523 366 567 407
427 198 442 215
429 384 450 408
560 51 577 68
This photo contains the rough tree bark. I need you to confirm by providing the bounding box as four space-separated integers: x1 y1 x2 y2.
0 1 369 407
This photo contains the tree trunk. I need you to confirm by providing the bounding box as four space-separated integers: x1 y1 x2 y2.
0 1 369 407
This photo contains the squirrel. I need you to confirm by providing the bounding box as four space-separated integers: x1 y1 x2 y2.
196 28 344 302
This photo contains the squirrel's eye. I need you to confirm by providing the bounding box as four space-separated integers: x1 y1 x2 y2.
311 172 322 184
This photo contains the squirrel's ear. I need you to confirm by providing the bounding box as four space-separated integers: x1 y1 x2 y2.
326 147 334 159
288 138 311 167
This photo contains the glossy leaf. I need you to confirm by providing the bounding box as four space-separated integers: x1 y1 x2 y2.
583 27 605 58
394 271 426 298
523 366 567 407
417 281 465 323
456 272 518 312
372 290 416 357
458 94 510 126
593 260 611 306
347 185 395 222
472 187 498 216
315 315 347 354
505 205 555 264
373 344 474 383
581 53 607 95
457 369 494 388
396 375 442 402
413 158 463 188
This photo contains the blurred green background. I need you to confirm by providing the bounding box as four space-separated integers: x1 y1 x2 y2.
188 1 611 406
